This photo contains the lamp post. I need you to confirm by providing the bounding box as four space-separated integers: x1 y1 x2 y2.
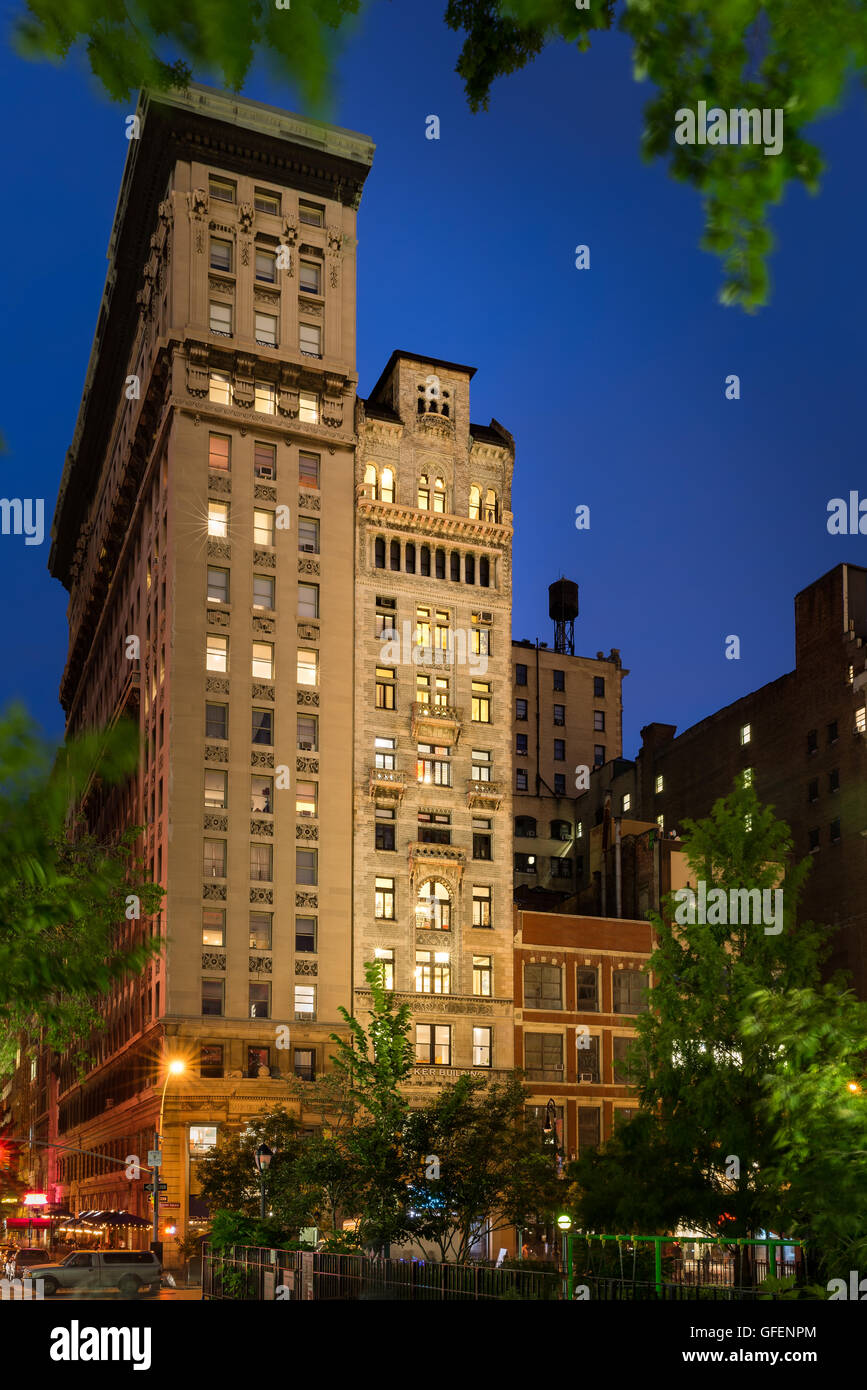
557 1214 573 1300
254 1144 273 1221
151 1059 185 1262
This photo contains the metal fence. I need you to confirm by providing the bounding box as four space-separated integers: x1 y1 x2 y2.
568 1234 804 1301
202 1245 560 1302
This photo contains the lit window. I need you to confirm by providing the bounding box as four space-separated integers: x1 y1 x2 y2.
203 839 226 878
472 885 492 927
251 776 273 814
253 509 275 547
206 634 228 672
300 323 322 356
210 301 232 335
416 880 451 930
252 642 273 679
297 648 318 686
250 843 273 881
471 749 492 782
297 713 317 750
374 947 394 990
376 667 396 710
380 467 394 503
469 485 481 520
473 1026 492 1068
202 909 225 947
296 780 317 817
299 391 319 423
472 681 491 723
415 949 450 995
209 433 230 471
417 474 430 510
208 500 229 537
375 876 395 919
294 985 316 1020
249 982 270 1019
255 381 276 414
255 312 278 346
743 767 754 787
655 774 664 794
299 452 320 487
415 1024 450 1066
622 793 631 812
656 813 664 830
740 723 751 745
204 770 227 808
473 955 492 997
433 478 446 512
857 707 866 734
209 371 231 405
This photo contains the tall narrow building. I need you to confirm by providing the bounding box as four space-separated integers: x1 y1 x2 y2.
42 86 374 1241
354 356 516 1089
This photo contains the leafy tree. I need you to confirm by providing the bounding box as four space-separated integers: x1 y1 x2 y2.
12 0 362 108
744 983 867 1280
405 1073 560 1263
569 777 836 1246
445 1 866 309
0 707 162 1073
195 1107 312 1229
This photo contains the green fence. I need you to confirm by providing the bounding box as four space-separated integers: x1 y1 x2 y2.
567 1234 805 1300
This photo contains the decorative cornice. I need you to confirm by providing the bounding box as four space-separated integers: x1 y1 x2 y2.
357 497 512 544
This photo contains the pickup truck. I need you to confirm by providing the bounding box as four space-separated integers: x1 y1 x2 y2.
21 1249 162 1296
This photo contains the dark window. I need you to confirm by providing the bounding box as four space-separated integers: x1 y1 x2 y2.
577 1106 600 1151
516 699 528 720
479 557 490 587
554 773 566 795
450 551 461 582
405 542 416 574
613 969 648 1014
249 982 270 1018
612 1035 632 1083
515 664 528 686
516 769 528 791
295 916 316 952
206 703 228 740
577 1034 600 1082
516 733 528 755
594 745 605 766
473 831 492 860
524 1032 563 1080
435 549 445 579
524 963 563 1010
554 739 565 761
553 669 565 691
515 816 537 837
807 729 818 754
200 1044 223 1079
593 676 605 698
375 821 396 851
828 720 839 743
202 980 224 1016
829 769 839 793
807 779 819 803
390 540 401 571
374 537 385 569
809 827 820 851
553 705 565 726
247 1046 270 1077
294 1048 316 1082
252 709 273 745
550 855 571 878
577 968 598 1011
420 546 431 576
830 817 841 843
514 852 536 873
551 820 571 841
465 554 475 584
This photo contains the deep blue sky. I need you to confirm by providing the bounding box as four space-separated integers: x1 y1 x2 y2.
1 1 865 753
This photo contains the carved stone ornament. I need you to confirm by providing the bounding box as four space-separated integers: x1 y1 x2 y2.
296 823 319 841
295 892 318 908
297 691 320 707
298 492 321 512
254 484 277 502
158 198 174 225
208 472 231 496
282 215 299 248
201 952 226 971
205 744 229 763
251 682 275 701
295 960 318 976
250 819 274 837
249 887 274 904
252 616 275 635
298 558 320 576
296 757 319 774
251 751 275 769
190 188 209 218
241 241 251 267
205 677 230 694
249 955 273 974
207 539 231 560
203 883 227 901
207 609 230 629
252 549 276 569
204 814 228 832
238 202 254 233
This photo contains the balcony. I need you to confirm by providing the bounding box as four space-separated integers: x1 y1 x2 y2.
409 841 465 882
368 766 408 804
466 778 503 811
411 701 462 747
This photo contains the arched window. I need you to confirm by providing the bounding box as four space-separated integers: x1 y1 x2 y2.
417 396 425 414
515 816 537 838
420 545 431 577
364 463 377 499
469 485 481 521
418 474 430 510
405 542 416 574
390 540 401 571
435 548 446 580
450 551 461 582
464 553 475 584
484 489 498 523
416 879 451 930
551 820 572 842
381 467 394 504
479 556 490 588
441 392 450 419
433 478 446 513
374 537 385 569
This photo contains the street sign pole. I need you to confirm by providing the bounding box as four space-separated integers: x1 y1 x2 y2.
150 1129 162 1264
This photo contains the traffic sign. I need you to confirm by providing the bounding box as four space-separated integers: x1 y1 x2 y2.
148 1150 162 1168
143 1182 168 1192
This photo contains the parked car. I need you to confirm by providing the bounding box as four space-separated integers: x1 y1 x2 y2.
21 1249 162 1297
8 1248 49 1278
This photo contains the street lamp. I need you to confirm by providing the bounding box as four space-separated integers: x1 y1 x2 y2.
254 1144 273 1221
151 1059 185 1262
557 1214 573 1300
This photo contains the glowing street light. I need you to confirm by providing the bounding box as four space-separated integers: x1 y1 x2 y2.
151 1058 186 1262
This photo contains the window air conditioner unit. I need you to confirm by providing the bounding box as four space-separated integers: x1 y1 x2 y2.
300 544 316 552
579 1073 595 1083
854 726 865 737
480 611 493 623
256 465 275 479
298 741 313 750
